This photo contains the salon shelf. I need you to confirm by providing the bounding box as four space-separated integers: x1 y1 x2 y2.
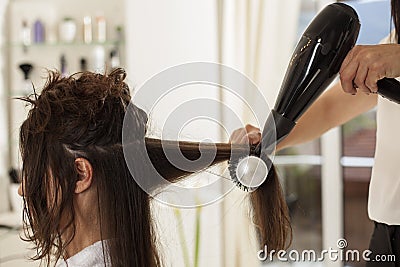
7 41 124 49
6 40 124 48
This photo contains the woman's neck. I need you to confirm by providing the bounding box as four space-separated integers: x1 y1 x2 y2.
64 220 102 258
63 193 102 259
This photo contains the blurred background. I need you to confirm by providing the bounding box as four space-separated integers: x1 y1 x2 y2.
0 0 392 266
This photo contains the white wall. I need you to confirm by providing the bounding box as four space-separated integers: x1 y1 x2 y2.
125 0 218 84
0 0 10 212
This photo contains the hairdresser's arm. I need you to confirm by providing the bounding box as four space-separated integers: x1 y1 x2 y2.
230 82 377 150
280 44 400 149
276 82 377 150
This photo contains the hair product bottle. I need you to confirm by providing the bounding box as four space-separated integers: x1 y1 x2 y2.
33 19 45 43
60 54 67 77
80 57 88 71
92 46 105 73
96 15 106 43
21 20 31 52
83 16 92 44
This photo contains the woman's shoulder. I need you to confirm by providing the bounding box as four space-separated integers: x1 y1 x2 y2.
56 240 110 267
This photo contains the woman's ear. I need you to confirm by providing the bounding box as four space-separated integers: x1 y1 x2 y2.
74 158 93 194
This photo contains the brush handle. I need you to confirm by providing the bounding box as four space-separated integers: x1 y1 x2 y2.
377 78 400 104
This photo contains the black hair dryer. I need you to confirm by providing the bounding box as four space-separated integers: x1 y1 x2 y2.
259 2 400 156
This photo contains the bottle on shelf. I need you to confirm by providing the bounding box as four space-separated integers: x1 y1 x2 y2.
83 16 92 44
21 20 31 52
60 54 67 77
59 18 77 43
33 19 45 43
96 15 106 43
80 57 88 72
109 48 120 70
92 46 105 73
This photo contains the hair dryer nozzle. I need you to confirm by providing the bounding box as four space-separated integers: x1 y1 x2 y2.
257 110 296 156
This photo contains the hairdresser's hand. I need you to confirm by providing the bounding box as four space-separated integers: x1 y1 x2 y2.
229 124 261 145
340 44 400 94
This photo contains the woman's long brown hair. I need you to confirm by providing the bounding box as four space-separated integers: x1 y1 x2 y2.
19 68 291 267
145 138 292 250
392 0 400 43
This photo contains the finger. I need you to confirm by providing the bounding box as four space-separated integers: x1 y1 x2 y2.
365 69 381 93
238 132 260 145
354 64 371 94
340 61 359 94
340 46 357 73
244 124 260 133
229 128 246 143
239 134 251 145
247 131 262 145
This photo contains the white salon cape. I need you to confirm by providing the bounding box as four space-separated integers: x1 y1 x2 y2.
368 31 400 225
56 240 110 267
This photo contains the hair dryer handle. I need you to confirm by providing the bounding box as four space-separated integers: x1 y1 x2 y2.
377 78 400 104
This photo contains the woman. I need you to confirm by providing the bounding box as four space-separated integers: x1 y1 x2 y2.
232 1 400 265
18 69 291 266
18 69 161 267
